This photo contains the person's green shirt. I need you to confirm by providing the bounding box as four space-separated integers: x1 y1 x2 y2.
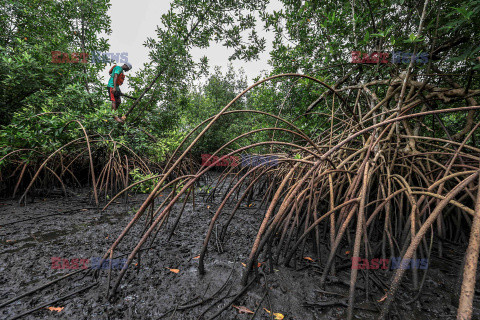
107 66 124 89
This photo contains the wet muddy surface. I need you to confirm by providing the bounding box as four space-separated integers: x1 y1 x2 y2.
0 181 478 319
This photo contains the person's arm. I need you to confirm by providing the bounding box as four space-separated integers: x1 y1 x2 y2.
112 74 118 92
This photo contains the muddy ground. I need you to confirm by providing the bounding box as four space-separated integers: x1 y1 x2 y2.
0 177 478 319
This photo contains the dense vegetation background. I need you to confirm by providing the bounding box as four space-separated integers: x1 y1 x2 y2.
1 0 479 190
2 1 480 319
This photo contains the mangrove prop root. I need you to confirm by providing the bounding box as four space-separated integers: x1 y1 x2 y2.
8 73 479 318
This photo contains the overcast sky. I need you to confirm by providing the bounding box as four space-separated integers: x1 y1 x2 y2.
103 0 278 93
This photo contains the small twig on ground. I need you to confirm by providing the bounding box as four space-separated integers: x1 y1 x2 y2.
9 282 98 320
206 275 258 320
158 257 238 319
251 291 268 319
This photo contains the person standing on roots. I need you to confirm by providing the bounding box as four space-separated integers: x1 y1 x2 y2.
107 62 132 123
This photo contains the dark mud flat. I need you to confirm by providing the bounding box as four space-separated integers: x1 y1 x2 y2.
0 187 474 319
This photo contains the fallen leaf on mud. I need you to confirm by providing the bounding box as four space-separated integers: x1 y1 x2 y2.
377 294 387 302
46 307 64 312
232 305 254 314
193 255 200 259
167 268 180 273
303 257 314 261
264 308 284 319
240 262 263 268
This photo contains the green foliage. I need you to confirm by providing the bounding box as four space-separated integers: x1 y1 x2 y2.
148 129 187 163
2 0 480 188
197 184 212 194
0 0 187 175
262 0 480 80
0 0 110 126
129 168 159 194
177 65 249 155
122 0 270 127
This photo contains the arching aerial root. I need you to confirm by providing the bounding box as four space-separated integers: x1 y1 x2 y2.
93 73 480 319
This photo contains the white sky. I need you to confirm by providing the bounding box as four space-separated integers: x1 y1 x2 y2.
103 0 279 93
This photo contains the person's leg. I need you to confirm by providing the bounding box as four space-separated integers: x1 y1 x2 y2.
113 94 124 123
108 87 117 110
116 94 126 121
109 87 123 123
